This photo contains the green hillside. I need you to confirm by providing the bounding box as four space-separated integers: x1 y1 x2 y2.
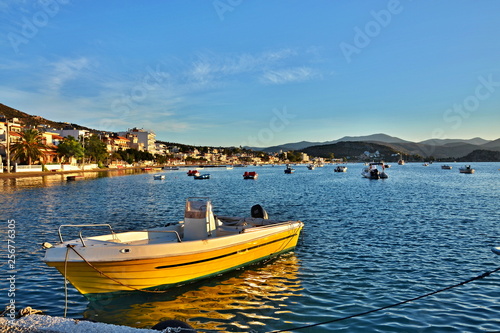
301 141 400 161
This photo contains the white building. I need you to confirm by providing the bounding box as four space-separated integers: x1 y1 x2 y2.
118 128 156 153
0 117 23 166
51 128 90 140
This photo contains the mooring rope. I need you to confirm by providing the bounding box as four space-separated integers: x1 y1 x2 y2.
268 265 500 332
65 243 500 332
65 245 168 294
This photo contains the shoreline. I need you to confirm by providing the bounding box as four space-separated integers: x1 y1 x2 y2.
0 314 161 332
0 166 177 180
0 164 244 179
0 164 238 180
0 167 140 179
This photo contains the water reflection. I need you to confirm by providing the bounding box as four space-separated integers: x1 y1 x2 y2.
0 174 66 190
0 169 148 192
84 254 302 332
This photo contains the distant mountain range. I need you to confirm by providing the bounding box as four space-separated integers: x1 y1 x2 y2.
247 134 410 152
246 133 500 159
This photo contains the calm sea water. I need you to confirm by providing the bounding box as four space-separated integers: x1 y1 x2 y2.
1 163 500 332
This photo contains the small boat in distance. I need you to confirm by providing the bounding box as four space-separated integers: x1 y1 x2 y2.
153 174 165 180
459 165 475 174
362 162 388 179
284 164 295 174
66 175 83 181
398 159 405 165
307 164 315 170
187 170 200 177
334 166 347 173
441 165 453 170
243 171 258 179
42 197 303 300
194 174 210 180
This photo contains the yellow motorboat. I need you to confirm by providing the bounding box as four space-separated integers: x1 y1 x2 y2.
43 197 303 300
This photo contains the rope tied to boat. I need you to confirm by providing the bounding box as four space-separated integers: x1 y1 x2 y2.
267 265 500 332
0 306 43 319
65 244 169 294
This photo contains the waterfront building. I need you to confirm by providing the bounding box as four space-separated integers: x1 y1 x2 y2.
51 128 90 140
118 128 156 153
0 117 23 170
103 134 130 152
39 132 65 164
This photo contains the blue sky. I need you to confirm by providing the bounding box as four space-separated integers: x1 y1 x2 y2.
1 0 499 147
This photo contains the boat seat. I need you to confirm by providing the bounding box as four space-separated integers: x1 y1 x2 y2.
217 216 279 227
244 217 265 226
217 216 245 226
216 224 245 236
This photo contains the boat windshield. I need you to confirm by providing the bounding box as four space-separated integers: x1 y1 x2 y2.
185 197 211 219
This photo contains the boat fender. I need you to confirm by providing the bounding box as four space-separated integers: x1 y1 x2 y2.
42 242 53 249
151 319 195 332
251 204 268 219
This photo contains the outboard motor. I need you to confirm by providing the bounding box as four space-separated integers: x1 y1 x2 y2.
251 204 268 219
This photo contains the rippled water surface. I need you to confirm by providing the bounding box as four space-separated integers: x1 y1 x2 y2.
1 163 500 332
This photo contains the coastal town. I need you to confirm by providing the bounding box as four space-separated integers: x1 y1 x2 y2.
0 115 322 174
2 107 499 177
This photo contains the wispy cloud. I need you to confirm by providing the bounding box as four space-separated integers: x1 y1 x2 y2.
2 47 325 139
184 48 303 86
260 67 318 85
46 57 91 94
